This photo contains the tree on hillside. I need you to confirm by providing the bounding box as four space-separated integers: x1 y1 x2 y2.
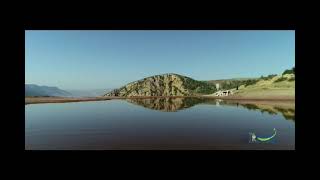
293 67 295 74
283 67 295 75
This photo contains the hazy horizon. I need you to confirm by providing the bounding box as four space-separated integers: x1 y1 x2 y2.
25 30 295 90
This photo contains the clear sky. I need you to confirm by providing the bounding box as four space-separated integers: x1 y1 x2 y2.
25 30 295 90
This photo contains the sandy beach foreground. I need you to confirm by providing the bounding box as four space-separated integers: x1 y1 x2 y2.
25 97 112 104
25 95 294 105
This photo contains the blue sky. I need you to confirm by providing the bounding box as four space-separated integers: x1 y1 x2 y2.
25 30 295 90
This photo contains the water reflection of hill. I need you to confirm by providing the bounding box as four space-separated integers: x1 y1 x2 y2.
238 103 295 121
126 97 295 121
126 97 205 112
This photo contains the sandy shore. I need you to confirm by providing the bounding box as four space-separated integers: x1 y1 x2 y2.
202 95 294 101
25 97 112 104
25 95 294 105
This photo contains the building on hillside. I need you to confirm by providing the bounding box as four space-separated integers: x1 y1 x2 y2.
215 83 220 90
214 90 233 96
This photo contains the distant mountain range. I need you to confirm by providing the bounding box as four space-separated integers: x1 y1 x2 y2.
25 84 112 97
66 89 112 97
25 84 72 97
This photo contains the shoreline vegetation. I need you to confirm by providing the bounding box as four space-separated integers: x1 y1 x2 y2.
25 95 294 105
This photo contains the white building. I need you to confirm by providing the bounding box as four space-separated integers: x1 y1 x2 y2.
215 83 220 90
214 90 233 96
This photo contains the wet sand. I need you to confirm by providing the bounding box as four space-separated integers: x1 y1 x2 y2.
25 97 112 104
25 95 294 105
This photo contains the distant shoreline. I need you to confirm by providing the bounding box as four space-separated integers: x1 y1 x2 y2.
25 97 112 105
25 95 294 105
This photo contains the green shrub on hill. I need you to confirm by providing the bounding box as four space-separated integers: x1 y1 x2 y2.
220 81 242 90
274 76 287 82
283 67 295 75
244 79 259 87
261 74 277 80
288 77 295 81
183 78 216 94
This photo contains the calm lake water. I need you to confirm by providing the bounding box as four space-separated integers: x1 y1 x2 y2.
25 97 295 150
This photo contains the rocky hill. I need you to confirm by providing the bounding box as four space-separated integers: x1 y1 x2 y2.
104 73 216 97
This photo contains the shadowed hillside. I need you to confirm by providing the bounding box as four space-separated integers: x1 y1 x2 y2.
104 73 216 97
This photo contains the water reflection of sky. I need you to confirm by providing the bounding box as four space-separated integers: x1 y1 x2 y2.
25 98 295 150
